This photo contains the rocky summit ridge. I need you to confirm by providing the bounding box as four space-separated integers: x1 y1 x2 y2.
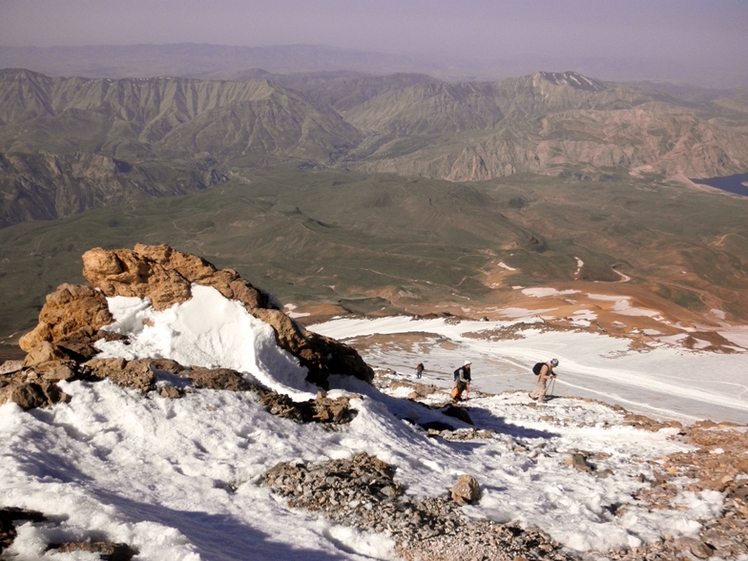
3 243 372 411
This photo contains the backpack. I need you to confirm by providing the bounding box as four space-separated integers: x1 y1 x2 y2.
532 362 545 375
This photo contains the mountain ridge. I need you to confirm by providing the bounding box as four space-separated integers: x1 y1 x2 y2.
2 68 746 204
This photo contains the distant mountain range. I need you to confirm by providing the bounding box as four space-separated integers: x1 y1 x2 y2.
0 44 426 81
1 67 748 227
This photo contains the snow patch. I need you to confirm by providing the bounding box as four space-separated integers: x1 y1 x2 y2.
97 285 316 400
522 288 580 298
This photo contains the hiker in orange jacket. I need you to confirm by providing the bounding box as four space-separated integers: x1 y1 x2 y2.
452 360 472 401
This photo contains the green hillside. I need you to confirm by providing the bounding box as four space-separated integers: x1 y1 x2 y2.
2 168 747 348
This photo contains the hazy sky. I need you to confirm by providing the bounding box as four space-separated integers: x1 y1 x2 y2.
1 0 746 66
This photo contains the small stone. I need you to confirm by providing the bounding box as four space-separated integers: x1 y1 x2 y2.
159 384 181 399
451 474 481 504
674 536 714 559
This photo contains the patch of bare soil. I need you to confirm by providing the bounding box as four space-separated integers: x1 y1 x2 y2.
345 332 459 355
296 275 746 354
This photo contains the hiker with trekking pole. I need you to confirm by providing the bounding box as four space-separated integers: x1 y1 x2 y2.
451 360 472 402
529 358 559 403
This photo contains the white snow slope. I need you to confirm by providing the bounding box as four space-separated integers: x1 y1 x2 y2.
1 285 745 560
310 316 748 425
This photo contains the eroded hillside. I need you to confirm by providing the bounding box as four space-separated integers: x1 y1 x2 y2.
1 68 748 228
348 72 748 180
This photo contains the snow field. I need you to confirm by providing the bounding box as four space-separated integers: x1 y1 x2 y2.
1 287 742 559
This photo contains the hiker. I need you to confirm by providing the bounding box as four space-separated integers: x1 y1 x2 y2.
415 363 424 379
529 358 558 403
452 360 472 401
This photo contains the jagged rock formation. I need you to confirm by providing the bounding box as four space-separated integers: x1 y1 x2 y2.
1 350 360 434
15 244 373 393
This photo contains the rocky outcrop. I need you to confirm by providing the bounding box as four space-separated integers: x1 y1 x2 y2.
87 356 359 425
260 390 356 424
18 244 373 389
47 541 137 561
0 359 73 410
81 244 257 311
1 351 360 431
0 508 47 554
84 358 158 393
19 284 113 355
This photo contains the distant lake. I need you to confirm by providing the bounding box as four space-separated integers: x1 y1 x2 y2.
694 172 748 196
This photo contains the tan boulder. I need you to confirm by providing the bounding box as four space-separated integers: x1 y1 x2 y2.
159 384 182 399
451 474 481 504
84 358 155 393
0 360 23 375
27 359 78 382
23 341 68 366
19 284 112 352
83 246 191 310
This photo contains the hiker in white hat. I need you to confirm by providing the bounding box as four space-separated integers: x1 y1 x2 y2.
529 358 558 403
452 360 472 401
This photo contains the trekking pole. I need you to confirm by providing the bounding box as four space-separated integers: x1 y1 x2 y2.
550 377 556 398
